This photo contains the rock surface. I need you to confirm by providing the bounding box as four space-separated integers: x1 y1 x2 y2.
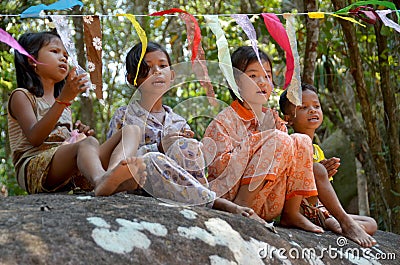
0 193 398 265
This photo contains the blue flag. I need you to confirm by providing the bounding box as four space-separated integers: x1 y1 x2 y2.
21 0 84 18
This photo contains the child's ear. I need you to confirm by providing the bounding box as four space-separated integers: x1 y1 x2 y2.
127 73 139 87
127 74 141 89
170 69 175 82
127 73 133 84
283 114 293 126
27 58 37 69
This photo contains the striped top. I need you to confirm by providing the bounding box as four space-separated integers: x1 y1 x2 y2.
7 88 73 190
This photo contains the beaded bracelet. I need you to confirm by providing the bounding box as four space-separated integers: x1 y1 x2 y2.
55 98 72 107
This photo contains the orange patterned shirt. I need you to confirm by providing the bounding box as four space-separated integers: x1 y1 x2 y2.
204 100 317 221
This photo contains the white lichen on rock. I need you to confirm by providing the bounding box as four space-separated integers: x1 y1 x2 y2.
180 209 198 220
179 217 291 265
87 217 167 254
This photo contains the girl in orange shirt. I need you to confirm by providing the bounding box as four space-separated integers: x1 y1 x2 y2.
204 46 322 233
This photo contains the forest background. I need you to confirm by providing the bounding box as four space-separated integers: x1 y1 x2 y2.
1 0 399 233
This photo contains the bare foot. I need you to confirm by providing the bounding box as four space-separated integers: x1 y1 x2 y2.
325 217 342 234
280 211 324 233
94 157 146 196
338 218 377 248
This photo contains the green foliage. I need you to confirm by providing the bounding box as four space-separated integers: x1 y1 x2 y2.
0 157 26 196
0 0 350 193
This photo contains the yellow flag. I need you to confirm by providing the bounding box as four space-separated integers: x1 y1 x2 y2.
308 12 325 19
154 16 165 28
330 13 366 27
117 14 148 86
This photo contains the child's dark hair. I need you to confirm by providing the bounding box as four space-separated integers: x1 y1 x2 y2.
14 31 65 98
230 46 274 101
279 83 318 115
125 41 172 87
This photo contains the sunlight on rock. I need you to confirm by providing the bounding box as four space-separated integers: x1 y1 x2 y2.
158 202 180 207
18 231 49 258
209 255 237 265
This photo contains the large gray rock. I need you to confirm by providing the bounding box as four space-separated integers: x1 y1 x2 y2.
321 129 358 211
0 193 398 265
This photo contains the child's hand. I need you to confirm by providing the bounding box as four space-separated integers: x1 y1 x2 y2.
75 120 95 136
259 109 279 131
320 157 340 179
181 128 194 138
58 67 90 103
159 129 194 153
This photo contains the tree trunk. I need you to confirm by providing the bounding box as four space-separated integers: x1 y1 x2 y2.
331 0 398 232
323 59 378 220
302 0 320 84
72 7 95 129
374 17 400 233
374 13 400 206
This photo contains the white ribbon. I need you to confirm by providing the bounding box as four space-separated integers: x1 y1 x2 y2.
204 15 241 100
284 14 302 106
231 14 273 87
50 15 92 96
376 10 400 33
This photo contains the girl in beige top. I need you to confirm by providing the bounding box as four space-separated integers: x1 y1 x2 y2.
8 31 146 195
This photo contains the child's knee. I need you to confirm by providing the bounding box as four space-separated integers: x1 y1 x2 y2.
169 138 202 157
365 217 378 234
81 135 99 146
313 162 328 181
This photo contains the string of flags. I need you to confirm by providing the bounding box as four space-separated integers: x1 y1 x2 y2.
1 0 399 104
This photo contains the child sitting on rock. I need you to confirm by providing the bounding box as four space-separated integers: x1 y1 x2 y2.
279 83 377 247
